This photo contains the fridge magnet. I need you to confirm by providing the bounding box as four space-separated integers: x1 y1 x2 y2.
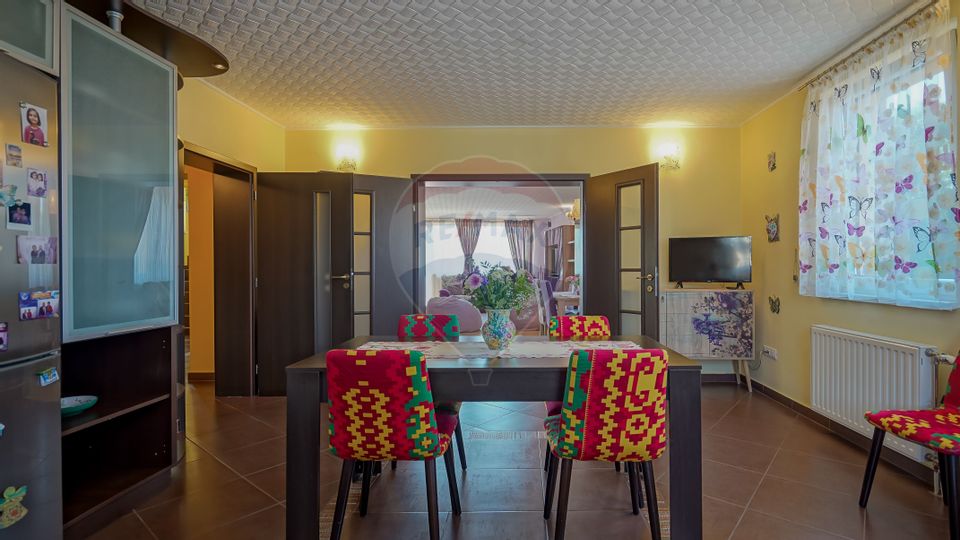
764 214 780 242
19 102 48 147
4 144 21 167
18 290 59 321
0 185 16 207
0 485 28 530
6 201 30 231
768 296 781 314
16 236 57 264
0 322 7 352
767 152 777 172
26 168 46 197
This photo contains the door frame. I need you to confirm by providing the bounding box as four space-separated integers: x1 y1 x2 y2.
410 173 588 312
182 142 258 396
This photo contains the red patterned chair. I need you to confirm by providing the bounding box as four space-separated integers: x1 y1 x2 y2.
860 355 960 539
395 315 467 470
397 313 461 339
326 349 462 540
543 348 668 540
548 315 611 339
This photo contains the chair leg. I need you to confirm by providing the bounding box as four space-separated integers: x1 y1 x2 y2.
859 428 885 508
627 463 642 514
424 458 440 540
455 422 468 470
942 453 951 507
947 454 960 540
543 444 550 471
614 462 621 473
330 459 355 540
553 459 573 540
359 461 372 516
443 449 462 516
391 460 397 470
543 450 559 519
640 461 661 540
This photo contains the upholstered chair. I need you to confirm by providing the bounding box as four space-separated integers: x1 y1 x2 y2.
396 314 468 470
543 348 668 540
326 349 462 540
860 355 960 539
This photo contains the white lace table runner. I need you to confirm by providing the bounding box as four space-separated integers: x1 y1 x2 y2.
356 340 641 359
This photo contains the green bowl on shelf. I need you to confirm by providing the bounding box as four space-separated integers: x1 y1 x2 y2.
61 395 98 417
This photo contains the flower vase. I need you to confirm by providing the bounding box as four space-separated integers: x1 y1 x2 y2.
481 309 516 352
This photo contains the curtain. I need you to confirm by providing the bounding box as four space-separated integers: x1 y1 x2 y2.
504 220 534 272
799 4 960 310
455 218 482 273
134 186 174 284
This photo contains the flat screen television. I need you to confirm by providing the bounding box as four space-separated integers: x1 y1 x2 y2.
668 236 752 284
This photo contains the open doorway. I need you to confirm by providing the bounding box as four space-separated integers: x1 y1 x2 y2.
414 175 586 335
183 145 256 396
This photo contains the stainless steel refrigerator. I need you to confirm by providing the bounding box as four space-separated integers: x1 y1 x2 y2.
0 52 62 539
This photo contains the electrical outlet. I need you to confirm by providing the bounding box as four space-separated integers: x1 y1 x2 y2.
762 345 778 360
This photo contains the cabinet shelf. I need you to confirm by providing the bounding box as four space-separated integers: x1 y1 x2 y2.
62 393 170 437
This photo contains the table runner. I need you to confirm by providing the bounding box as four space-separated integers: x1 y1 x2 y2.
356 340 641 359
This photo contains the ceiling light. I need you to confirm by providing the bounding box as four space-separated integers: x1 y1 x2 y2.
212 63 227 70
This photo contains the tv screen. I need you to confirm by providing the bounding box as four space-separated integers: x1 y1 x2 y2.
668 236 752 284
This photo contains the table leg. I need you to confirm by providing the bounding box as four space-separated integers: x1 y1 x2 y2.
287 370 322 540
669 368 702 540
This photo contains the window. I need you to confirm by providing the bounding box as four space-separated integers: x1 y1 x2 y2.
425 220 514 298
798 16 959 310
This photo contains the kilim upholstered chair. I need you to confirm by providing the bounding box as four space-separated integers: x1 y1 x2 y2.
543 348 668 540
326 349 462 540
395 314 467 470
397 313 461 339
860 355 960 540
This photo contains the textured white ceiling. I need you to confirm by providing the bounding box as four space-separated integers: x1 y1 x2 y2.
425 185 581 219
133 0 913 129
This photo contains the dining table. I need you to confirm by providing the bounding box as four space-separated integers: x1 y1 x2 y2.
285 335 703 539
552 291 580 314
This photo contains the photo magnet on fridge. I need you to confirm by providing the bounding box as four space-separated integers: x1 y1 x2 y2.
18 290 59 321
26 168 46 197
6 201 30 231
20 102 48 147
16 236 57 264
4 144 22 167
0 323 8 352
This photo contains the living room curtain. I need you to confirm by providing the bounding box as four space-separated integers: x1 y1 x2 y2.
504 220 534 272
798 1 959 309
455 218 482 273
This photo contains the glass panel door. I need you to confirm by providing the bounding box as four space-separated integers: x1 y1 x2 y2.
618 183 644 333
62 7 177 341
0 0 56 74
353 192 372 337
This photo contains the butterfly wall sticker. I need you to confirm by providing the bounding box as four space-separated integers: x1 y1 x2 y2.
768 296 781 314
912 39 928 68
765 214 780 242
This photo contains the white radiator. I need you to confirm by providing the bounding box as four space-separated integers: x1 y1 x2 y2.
810 325 937 464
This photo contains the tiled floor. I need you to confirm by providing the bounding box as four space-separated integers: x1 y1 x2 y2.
88 382 949 539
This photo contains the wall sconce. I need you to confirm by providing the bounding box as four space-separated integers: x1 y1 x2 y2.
564 198 581 223
335 143 359 172
659 143 680 170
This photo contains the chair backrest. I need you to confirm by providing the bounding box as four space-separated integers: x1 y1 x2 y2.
397 314 460 339
539 279 557 319
549 315 611 339
555 348 668 462
326 349 445 461
945 356 960 408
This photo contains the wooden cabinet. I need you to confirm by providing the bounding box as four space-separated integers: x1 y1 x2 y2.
545 224 576 281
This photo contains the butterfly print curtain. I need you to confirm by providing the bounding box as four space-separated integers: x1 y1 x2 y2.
799 6 960 310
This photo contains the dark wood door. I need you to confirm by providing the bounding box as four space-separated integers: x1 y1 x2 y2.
583 164 660 338
352 175 416 334
212 168 254 396
256 172 352 395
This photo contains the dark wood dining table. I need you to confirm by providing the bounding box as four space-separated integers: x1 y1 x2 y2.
285 335 703 539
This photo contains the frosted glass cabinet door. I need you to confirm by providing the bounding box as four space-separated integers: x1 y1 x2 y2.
62 7 178 342
0 0 57 73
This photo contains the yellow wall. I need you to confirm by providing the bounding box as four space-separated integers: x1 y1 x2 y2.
740 62 960 405
178 79 285 171
185 165 216 374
